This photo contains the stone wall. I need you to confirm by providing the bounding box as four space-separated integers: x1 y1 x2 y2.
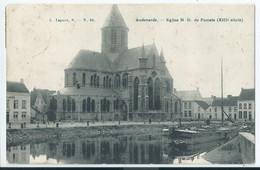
239 132 255 164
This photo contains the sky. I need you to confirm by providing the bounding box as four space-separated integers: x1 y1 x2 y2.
6 4 254 98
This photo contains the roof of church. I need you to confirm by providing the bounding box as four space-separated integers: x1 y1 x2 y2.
175 90 202 101
102 4 128 29
53 86 119 97
238 88 255 100
7 81 29 93
66 50 113 72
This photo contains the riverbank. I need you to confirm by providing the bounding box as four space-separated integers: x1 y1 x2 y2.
7 123 171 146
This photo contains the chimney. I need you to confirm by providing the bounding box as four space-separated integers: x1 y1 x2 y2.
20 78 24 83
227 95 232 98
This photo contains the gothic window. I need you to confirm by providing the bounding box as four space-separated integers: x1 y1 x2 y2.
82 73 86 86
166 100 169 113
106 75 109 88
73 73 77 86
109 78 112 88
121 30 126 45
97 76 100 87
94 74 97 87
63 99 66 112
175 102 178 113
103 77 106 88
91 76 93 87
82 99 86 112
147 77 153 110
166 81 171 92
91 100 95 112
102 98 107 112
72 99 76 112
66 74 69 87
111 29 117 45
122 73 128 88
154 78 161 110
133 77 139 111
87 97 91 112
114 74 121 88
106 100 110 112
67 96 71 112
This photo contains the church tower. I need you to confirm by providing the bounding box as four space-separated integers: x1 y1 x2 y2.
101 4 129 60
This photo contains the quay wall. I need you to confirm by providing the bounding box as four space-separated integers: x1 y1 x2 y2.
7 124 170 146
239 132 255 164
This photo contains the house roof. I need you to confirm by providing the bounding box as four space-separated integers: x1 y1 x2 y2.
238 88 255 100
31 89 56 105
194 100 209 110
102 4 128 29
66 50 113 72
211 96 238 106
7 81 29 93
175 90 202 101
53 86 119 97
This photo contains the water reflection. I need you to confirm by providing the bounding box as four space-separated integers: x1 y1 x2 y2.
7 133 225 164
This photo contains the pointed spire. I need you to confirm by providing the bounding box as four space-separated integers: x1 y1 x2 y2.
102 4 128 29
160 48 166 63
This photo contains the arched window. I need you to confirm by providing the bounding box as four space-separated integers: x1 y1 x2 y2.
91 76 93 87
67 96 71 112
109 78 112 88
82 73 86 86
87 97 91 112
116 99 119 110
106 100 110 112
72 99 76 112
166 81 171 93
82 99 86 112
102 98 107 112
154 78 161 110
73 73 77 86
114 74 121 88
103 77 105 88
106 75 109 88
147 77 153 110
94 74 97 87
101 99 103 112
133 77 139 111
166 99 169 113
122 73 128 88
97 76 100 87
66 74 69 87
91 100 95 112
63 99 66 112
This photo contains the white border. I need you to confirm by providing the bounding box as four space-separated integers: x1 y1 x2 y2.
0 0 259 168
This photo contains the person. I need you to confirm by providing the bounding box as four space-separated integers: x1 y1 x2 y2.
149 118 152 124
206 118 210 125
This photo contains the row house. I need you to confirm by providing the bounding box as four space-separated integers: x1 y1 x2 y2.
237 88 255 122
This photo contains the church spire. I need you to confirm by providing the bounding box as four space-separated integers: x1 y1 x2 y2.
139 43 148 68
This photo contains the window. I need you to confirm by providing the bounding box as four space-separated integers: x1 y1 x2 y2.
239 103 242 109
249 103 252 109
189 111 192 117
21 145 26 150
244 103 247 109
234 107 237 112
63 99 66 112
184 111 187 117
229 107 232 112
239 111 242 119
114 74 121 88
188 102 192 109
154 78 161 110
82 99 86 112
22 112 26 119
22 100 27 109
14 100 18 109
147 77 153 110
209 109 211 112
13 112 18 119
198 106 200 112
122 73 128 88
67 97 71 112
121 30 126 45
106 100 110 112
91 76 93 87
7 100 9 109
244 111 247 119
215 113 217 119
184 102 187 109
111 29 117 45
87 97 91 112
73 73 77 86
133 77 139 111
215 107 217 112
82 73 86 86
72 99 76 112
91 100 95 112
97 76 100 87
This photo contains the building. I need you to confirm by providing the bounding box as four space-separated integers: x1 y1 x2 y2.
206 95 238 121
193 100 210 120
175 88 203 120
30 88 56 121
6 144 30 164
51 4 181 122
6 79 30 127
237 88 255 122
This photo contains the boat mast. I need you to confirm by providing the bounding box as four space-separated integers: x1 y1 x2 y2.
221 58 224 123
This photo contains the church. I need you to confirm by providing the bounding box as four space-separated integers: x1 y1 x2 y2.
51 4 182 122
